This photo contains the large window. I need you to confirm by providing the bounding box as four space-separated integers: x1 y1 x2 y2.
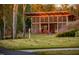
41 17 45 22
58 16 63 22
53 16 57 22
68 15 75 21
44 17 48 22
31 24 39 33
62 16 66 22
32 17 35 22
49 16 53 22
32 17 39 23
40 17 48 22
49 16 57 22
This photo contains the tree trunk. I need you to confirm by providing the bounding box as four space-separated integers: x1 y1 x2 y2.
13 4 18 39
23 4 26 38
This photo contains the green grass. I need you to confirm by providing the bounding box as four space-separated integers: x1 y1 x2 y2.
0 34 79 50
35 50 79 55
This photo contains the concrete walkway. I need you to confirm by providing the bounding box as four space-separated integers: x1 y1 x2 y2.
0 48 79 55
20 48 79 52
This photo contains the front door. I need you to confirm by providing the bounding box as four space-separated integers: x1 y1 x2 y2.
41 24 48 34
50 23 57 33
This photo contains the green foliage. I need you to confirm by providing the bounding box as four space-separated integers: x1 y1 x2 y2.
56 29 79 37
0 19 4 29
0 4 13 38
31 4 56 12
25 17 31 29
75 31 79 37
26 4 31 12
4 4 13 27
25 4 31 31
42 4 56 12
17 4 23 32
0 19 4 39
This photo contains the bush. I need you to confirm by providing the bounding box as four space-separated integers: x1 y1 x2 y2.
56 29 79 37
75 31 79 37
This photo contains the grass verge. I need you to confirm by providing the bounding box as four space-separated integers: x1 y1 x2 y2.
0 34 79 50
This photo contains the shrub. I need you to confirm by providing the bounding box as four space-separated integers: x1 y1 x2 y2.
75 31 79 37
56 29 79 37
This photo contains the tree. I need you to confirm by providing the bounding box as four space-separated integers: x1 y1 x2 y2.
17 4 23 34
42 4 56 12
2 4 13 39
13 4 18 39
0 5 4 39
22 4 26 37
25 4 31 39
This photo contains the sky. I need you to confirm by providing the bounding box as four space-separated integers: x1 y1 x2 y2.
0 0 79 4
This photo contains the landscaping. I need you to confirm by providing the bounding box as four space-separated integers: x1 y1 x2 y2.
0 34 79 50
56 29 79 37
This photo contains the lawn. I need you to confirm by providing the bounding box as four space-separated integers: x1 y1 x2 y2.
0 34 79 50
35 50 79 55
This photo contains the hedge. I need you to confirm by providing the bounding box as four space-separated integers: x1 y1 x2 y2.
56 29 79 37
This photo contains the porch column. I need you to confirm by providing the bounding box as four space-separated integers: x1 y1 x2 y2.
62 16 63 28
66 16 68 25
48 16 50 34
39 17 41 33
57 16 59 33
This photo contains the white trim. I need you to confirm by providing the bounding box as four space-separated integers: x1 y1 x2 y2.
48 16 50 34
66 16 69 25
39 17 41 33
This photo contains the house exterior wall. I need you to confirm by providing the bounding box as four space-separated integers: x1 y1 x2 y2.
30 16 67 34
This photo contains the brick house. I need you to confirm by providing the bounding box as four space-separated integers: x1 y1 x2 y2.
25 11 76 34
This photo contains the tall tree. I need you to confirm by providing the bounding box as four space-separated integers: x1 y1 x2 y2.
42 4 56 12
22 4 26 37
3 4 13 38
0 5 4 39
25 4 31 39
17 4 23 34
13 4 18 39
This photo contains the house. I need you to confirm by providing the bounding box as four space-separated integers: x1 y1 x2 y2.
25 11 76 34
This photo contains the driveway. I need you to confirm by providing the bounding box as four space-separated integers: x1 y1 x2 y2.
0 48 79 55
0 48 36 55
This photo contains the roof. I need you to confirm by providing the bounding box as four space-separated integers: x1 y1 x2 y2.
25 11 71 16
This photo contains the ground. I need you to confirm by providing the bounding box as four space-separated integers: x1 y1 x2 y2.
0 34 79 50
0 34 79 55
35 50 79 55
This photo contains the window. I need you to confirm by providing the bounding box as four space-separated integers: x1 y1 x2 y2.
49 16 53 22
41 17 44 22
32 17 39 23
62 16 66 22
68 15 75 22
58 16 63 22
32 24 39 33
53 16 57 22
44 17 48 22
32 17 35 22
35 17 39 22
